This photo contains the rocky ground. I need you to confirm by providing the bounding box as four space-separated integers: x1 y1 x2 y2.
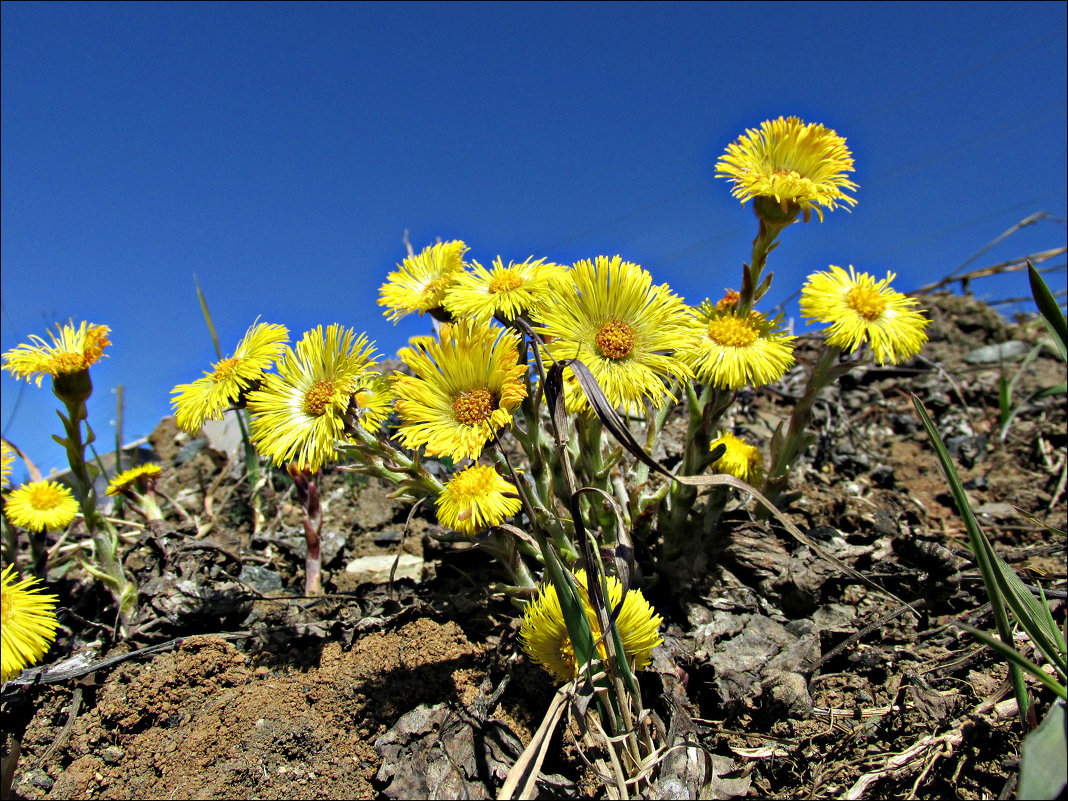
2 291 1065 800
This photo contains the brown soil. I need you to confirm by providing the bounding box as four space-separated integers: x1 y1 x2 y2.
3 291 1065 799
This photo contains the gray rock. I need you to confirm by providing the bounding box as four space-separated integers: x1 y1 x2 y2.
239 564 285 594
963 340 1031 364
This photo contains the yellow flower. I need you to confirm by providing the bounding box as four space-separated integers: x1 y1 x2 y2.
710 432 764 484
444 256 570 324
1 565 60 683
532 256 693 416
519 570 663 683
716 116 858 222
1 441 14 488
171 320 289 434
392 319 527 462
435 464 522 536
106 463 162 498
4 481 79 532
247 325 379 471
350 371 395 432
800 265 929 365
379 240 469 323
2 320 110 386
681 305 795 389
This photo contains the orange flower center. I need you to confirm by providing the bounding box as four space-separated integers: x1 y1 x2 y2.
706 315 758 348
421 277 452 304
595 320 636 360
488 270 525 293
303 380 336 417
27 485 64 511
49 352 84 374
212 356 240 382
452 387 496 426
847 286 888 320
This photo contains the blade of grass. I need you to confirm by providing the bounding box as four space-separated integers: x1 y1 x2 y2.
957 623 1066 700
1028 262 1067 362
912 395 1030 728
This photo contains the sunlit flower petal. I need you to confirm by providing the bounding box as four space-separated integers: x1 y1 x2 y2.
1 566 60 683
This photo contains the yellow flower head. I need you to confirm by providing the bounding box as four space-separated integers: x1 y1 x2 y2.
4 481 79 532
681 305 795 389
519 570 663 683
379 240 469 323
1 442 14 488
716 116 858 222
444 256 570 324
247 325 379 471
2 320 110 387
350 371 395 433
710 432 764 485
1 565 60 683
392 319 527 462
105 463 162 498
800 265 929 365
435 464 522 536
171 320 289 434
532 256 693 416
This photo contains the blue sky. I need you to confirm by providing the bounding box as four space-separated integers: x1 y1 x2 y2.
2 1 1066 477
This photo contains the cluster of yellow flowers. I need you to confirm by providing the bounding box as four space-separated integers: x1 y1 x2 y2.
0 115 931 686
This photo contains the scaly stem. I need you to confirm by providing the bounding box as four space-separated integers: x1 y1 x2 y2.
56 392 136 628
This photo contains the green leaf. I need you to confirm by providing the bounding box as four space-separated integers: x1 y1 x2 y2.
1018 700 1067 800
957 624 1066 699
1031 383 1067 400
194 274 224 361
1029 264 1067 363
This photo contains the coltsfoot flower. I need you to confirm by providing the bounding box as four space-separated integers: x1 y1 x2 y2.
105 464 162 498
435 464 522 536
392 319 527 462
710 432 764 484
379 240 469 323
681 305 795 389
533 256 693 416
519 570 663 683
171 320 289 433
800 265 928 364
350 372 395 432
444 256 570 324
2 320 110 404
1 566 60 682
716 116 858 222
247 325 379 471
2 320 111 386
4 481 79 532
1 441 14 488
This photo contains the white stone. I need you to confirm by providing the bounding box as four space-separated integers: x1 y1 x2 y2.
344 553 423 584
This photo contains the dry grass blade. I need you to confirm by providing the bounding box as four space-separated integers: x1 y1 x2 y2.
499 684 571 800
